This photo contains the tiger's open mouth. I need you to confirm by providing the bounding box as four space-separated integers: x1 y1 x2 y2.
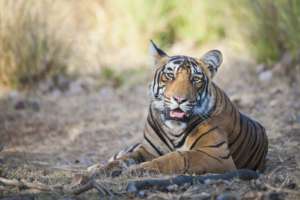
166 108 189 121
170 108 186 118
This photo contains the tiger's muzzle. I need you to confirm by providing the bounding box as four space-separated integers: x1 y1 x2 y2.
163 95 195 121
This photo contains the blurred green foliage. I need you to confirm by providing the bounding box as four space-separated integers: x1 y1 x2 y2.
100 67 149 89
0 0 299 89
0 0 72 89
231 0 300 65
114 0 228 47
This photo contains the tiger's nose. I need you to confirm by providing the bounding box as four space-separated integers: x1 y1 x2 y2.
173 96 188 104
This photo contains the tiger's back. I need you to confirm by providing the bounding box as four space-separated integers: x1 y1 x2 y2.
194 83 268 171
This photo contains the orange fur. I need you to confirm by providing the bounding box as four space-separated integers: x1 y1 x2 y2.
90 44 268 176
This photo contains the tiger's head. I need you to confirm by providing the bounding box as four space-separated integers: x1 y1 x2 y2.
149 41 222 129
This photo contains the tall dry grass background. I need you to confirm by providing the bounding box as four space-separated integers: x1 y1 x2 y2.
0 0 299 89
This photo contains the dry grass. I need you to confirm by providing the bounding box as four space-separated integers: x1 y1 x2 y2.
1 0 298 89
229 0 300 67
0 0 69 88
0 0 231 89
0 0 103 89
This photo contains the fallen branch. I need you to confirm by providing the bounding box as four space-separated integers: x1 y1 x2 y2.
126 169 259 193
0 177 54 192
0 169 259 197
70 179 116 197
70 180 93 195
48 169 260 196
264 183 300 196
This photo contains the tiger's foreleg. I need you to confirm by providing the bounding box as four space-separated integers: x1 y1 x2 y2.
128 148 236 175
87 144 156 176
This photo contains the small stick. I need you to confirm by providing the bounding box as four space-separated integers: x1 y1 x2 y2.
70 179 115 197
70 180 94 195
0 177 53 191
264 183 300 195
0 177 23 187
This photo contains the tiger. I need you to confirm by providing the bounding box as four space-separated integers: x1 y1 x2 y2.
88 41 268 176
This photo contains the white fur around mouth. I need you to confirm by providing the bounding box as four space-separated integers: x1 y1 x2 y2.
164 120 187 132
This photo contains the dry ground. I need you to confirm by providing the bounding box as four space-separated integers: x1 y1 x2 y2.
0 53 300 199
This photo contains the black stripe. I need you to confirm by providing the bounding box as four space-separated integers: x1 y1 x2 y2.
243 119 254 150
143 133 163 156
184 116 204 134
147 111 173 150
174 129 192 148
241 136 260 168
203 81 209 102
203 141 226 148
149 109 175 149
209 85 218 115
213 86 223 114
220 152 231 160
113 154 117 160
240 120 260 168
230 107 237 134
232 118 250 159
223 95 230 112
217 87 224 107
252 130 267 170
177 151 188 173
229 99 235 117
155 70 163 97
169 56 185 62
152 68 159 93
173 60 182 65
253 143 267 170
229 113 243 146
173 116 205 148
196 149 222 163
127 143 140 153
190 126 218 149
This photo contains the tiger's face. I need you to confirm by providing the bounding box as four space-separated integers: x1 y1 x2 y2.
149 41 222 127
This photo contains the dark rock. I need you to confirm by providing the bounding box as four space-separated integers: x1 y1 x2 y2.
74 159 80 164
285 180 297 190
166 184 178 192
137 190 146 198
266 192 284 200
216 192 239 200
30 101 40 112
111 169 122 177
14 101 26 110
0 195 34 200
14 100 40 111
126 183 137 193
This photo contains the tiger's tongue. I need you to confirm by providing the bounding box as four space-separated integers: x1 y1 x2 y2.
170 110 185 118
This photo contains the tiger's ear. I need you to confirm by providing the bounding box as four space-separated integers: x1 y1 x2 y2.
149 40 168 67
200 50 223 78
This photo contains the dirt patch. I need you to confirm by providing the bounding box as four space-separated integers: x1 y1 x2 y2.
0 55 299 199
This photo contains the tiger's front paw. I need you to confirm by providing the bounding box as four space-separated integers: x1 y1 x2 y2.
126 161 160 176
87 162 106 174
88 160 128 177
